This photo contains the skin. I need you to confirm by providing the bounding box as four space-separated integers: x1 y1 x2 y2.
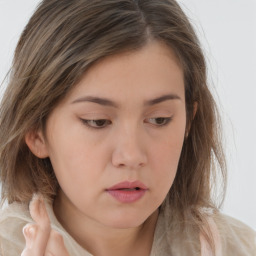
24 41 187 256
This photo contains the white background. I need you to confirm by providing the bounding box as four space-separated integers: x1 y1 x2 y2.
0 0 255 230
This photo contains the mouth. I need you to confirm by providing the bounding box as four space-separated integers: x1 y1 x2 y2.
115 187 141 191
106 181 148 191
106 181 148 203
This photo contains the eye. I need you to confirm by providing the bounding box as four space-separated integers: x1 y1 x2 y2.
80 119 112 129
146 117 172 126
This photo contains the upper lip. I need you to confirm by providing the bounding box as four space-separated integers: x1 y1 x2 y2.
106 181 148 190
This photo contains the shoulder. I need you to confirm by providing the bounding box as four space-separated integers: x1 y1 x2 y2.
153 207 256 255
0 202 31 255
212 212 256 255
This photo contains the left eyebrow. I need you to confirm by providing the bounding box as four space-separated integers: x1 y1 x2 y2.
71 93 181 107
144 94 181 106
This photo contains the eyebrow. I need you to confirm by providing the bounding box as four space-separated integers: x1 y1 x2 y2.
145 94 181 106
71 94 181 107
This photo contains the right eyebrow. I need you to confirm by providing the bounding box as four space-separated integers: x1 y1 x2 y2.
71 96 118 108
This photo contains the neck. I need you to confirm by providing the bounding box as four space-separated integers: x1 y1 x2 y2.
53 192 159 256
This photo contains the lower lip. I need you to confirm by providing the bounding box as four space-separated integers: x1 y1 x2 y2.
107 189 147 203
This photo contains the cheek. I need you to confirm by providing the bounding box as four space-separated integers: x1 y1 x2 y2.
152 141 182 184
49 142 98 179
150 124 185 196
154 118 185 165
49 146 101 208
46 126 110 198
46 131 90 187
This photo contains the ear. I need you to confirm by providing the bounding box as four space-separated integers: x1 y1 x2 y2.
25 129 49 159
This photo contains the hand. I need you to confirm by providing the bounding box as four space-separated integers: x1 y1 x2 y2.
21 195 70 256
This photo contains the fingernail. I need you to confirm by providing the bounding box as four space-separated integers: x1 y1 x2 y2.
23 225 36 249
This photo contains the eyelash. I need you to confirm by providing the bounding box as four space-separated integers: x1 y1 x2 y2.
146 117 173 126
80 117 173 129
80 119 112 129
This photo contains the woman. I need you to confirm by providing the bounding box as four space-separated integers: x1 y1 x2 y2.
0 0 255 255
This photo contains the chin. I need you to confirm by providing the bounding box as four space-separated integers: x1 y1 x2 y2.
102 210 152 229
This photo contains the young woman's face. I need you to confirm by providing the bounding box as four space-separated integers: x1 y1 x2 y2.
43 41 186 228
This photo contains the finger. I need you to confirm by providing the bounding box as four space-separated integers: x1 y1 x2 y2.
21 224 37 256
22 223 37 249
29 194 50 226
26 194 51 255
21 247 31 256
45 230 70 256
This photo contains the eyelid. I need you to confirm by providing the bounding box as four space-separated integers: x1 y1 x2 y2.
79 115 173 130
80 118 112 129
145 116 173 126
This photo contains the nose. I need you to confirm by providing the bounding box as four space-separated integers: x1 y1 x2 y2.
111 126 147 169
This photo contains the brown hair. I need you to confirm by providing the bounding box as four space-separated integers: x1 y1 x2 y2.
0 0 226 252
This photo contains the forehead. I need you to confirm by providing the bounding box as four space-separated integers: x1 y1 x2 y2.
67 41 185 104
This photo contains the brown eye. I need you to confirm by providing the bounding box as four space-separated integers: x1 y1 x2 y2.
81 119 112 129
147 117 172 126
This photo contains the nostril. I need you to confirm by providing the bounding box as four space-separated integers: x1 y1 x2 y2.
111 146 147 169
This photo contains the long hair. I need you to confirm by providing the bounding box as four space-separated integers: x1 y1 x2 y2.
0 0 226 252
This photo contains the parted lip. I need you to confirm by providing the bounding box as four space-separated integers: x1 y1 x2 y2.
106 180 148 191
